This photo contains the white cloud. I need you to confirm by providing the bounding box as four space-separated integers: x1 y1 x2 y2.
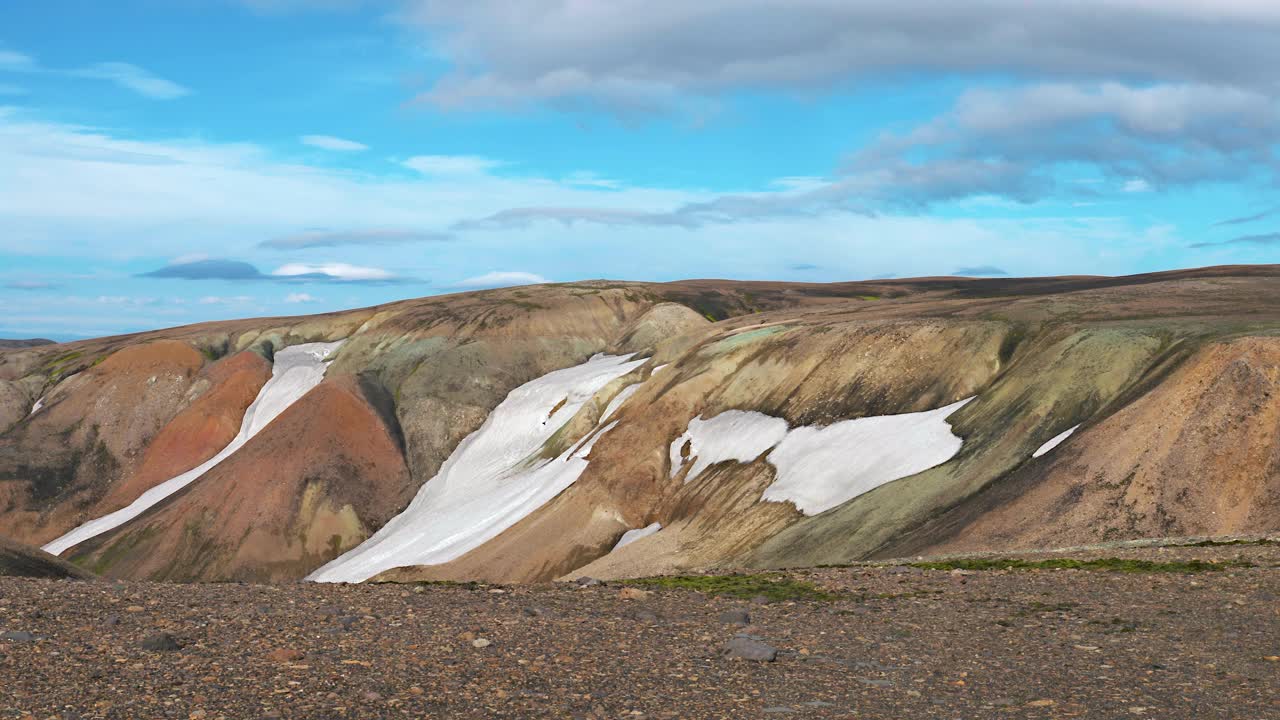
284 292 320 303
452 270 549 288
198 295 254 305
403 154 502 176
300 134 369 151
271 262 397 281
400 1 1280 111
0 51 36 71
70 62 190 100
1123 179 1153 193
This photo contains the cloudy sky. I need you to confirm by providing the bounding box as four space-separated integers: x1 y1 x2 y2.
3 1 1280 339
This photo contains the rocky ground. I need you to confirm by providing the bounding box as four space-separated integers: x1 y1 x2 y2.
1 543 1277 719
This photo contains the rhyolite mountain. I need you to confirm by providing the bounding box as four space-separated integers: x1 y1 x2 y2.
1 266 1277 583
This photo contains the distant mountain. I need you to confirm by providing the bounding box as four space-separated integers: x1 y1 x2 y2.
0 338 55 349
1 265 1278 583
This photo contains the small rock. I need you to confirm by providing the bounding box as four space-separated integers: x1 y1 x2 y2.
718 609 752 625
363 691 383 702
139 633 181 652
886 565 922 575
408 686 425 696
575 576 603 587
949 569 975 577
189 710 207 719
618 587 652 601
267 648 304 663
125 605 145 613
721 636 777 662
102 614 121 628
472 638 492 649
1027 699 1056 707
1 631 38 642
630 609 661 623
751 595 773 605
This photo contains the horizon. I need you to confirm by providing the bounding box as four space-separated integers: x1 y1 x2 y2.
4 1 1280 339
3 262 1273 344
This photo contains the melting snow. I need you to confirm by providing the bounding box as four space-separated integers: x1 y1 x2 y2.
611 522 662 552
763 398 973 515
602 383 641 422
1032 424 1079 458
43 341 344 556
669 411 789 481
28 397 44 416
309 353 647 583
668 398 974 516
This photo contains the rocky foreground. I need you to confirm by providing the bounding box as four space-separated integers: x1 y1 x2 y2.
2 542 1277 719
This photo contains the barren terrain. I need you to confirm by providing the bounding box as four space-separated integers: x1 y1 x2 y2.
2 541 1277 719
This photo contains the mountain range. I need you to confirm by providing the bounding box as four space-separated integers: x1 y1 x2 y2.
1 265 1277 583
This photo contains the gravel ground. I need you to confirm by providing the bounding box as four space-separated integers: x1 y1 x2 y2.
2 544 1277 719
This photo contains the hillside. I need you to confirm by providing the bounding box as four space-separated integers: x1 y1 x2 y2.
1 266 1278 582
0 536 94 579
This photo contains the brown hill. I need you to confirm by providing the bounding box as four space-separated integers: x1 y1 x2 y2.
2 267 1279 582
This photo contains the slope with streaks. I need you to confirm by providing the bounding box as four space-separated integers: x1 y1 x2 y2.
311 353 647 583
44 342 342 555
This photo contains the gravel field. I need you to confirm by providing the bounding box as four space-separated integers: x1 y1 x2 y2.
2 544 1277 719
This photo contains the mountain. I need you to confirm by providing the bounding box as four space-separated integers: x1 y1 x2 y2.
1 267 1277 582
0 339 55 349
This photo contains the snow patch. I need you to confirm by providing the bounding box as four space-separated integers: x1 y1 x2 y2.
28 397 44 416
611 522 662 552
669 410 789 481
309 353 647 584
602 382 641 422
764 398 973 515
43 341 344 556
1032 424 1079 458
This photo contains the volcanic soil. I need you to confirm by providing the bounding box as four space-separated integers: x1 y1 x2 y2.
1 541 1277 719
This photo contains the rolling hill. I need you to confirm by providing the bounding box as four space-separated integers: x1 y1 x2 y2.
1 266 1277 582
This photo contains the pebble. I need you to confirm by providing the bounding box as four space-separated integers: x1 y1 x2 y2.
139 632 181 651
472 638 492 649
718 609 752 625
721 636 777 662
267 648 304 662
618 587 652 601
1 630 38 642
575 577 603 587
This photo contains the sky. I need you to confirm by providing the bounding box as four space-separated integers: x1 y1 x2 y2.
2 1 1279 340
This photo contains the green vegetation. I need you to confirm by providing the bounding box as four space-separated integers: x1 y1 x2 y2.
909 557 1252 573
622 573 836 601
856 295 880 301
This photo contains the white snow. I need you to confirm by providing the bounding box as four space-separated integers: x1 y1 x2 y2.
651 364 669 375
28 397 44 416
669 410 790 481
42 341 344 556
309 353 647 584
601 383 641 422
611 522 662 552
763 397 974 515
1032 424 1079 458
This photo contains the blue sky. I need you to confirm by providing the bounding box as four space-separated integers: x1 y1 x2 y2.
3 1 1279 339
